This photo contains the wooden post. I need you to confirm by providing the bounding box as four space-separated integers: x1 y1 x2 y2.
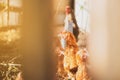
22 0 55 80
7 0 9 26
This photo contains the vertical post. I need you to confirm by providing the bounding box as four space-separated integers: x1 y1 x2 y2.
89 0 120 79
7 0 9 26
22 0 55 80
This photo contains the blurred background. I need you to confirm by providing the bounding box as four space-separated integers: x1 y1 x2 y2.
0 0 120 80
0 0 22 79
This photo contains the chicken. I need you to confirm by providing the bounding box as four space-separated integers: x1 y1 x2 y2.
58 31 78 79
76 49 89 80
57 31 91 80
56 47 65 78
55 37 66 79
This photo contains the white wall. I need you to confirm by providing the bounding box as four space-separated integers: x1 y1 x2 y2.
75 0 90 32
